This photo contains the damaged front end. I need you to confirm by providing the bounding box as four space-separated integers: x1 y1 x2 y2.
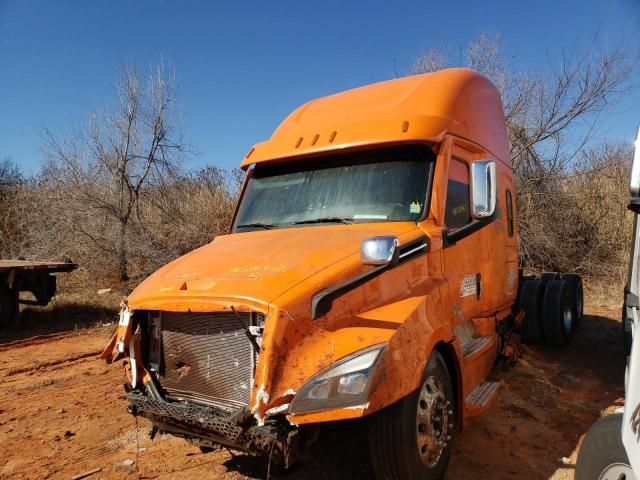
101 304 303 468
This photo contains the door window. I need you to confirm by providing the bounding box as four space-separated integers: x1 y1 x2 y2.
445 158 471 229
506 189 514 237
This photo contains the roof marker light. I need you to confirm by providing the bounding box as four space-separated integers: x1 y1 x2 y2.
295 137 303 148
311 134 319 145
401 121 409 132
329 131 337 143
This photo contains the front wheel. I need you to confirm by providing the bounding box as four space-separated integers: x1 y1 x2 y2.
576 413 636 480
369 350 455 480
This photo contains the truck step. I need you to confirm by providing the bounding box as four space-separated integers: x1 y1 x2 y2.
465 381 501 409
460 336 492 357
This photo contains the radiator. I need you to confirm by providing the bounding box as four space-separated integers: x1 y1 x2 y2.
157 311 256 412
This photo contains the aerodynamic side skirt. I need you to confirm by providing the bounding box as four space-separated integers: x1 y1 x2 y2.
311 236 429 319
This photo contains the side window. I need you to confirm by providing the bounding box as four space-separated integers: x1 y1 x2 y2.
506 189 514 237
445 158 471 229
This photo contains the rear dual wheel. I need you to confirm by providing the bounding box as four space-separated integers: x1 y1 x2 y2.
542 280 574 346
369 351 455 480
519 275 580 346
519 279 545 344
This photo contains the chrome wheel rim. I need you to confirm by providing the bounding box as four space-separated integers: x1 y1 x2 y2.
416 375 451 467
597 462 636 480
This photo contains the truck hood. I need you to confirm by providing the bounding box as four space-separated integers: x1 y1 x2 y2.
127 222 418 311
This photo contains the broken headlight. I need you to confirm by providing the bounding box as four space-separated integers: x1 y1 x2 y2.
289 344 384 414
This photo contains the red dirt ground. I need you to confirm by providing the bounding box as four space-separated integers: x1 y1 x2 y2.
0 301 625 480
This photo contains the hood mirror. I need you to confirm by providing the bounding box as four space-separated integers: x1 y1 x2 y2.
361 236 399 266
470 160 497 219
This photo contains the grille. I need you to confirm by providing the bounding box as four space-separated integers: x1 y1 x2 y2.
158 311 255 411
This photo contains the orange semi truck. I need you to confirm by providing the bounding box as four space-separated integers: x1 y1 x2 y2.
102 68 583 479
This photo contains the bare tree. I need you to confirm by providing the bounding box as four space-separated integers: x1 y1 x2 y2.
44 62 186 280
412 34 637 274
0 157 23 256
0 157 21 186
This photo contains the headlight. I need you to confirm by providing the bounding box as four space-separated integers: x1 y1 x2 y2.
289 344 384 414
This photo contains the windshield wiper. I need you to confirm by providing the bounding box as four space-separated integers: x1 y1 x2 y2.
294 217 353 225
236 223 276 230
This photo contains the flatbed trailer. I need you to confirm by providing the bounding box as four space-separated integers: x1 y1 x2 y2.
0 260 77 326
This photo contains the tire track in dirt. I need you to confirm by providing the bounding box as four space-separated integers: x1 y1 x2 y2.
0 332 79 352
3 350 102 377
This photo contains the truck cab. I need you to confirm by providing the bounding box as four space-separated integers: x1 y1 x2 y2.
102 69 573 479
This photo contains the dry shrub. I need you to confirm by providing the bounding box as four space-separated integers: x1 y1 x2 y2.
0 166 243 289
518 142 633 282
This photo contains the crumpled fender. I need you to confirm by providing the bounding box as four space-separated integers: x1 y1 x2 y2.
281 287 452 425
365 294 452 413
100 302 133 364
101 304 152 393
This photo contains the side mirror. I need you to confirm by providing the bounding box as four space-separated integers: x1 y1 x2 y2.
361 236 399 266
470 160 497 219
629 126 640 197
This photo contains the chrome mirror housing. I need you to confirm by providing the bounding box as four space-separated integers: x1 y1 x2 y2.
360 236 399 266
470 160 497 219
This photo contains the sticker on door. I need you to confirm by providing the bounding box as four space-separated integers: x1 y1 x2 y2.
460 274 477 297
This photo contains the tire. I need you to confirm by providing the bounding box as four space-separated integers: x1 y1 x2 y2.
542 280 574 346
369 350 455 480
540 272 560 283
576 414 635 480
0 289 16 328
562 273 584 328
519 279 546 344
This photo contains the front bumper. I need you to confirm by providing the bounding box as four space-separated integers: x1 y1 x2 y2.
127 392 300 467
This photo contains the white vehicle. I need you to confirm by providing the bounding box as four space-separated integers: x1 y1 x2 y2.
576 127 640 480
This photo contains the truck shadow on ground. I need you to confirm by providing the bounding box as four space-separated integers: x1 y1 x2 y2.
219 311 625 480
0 302 118 344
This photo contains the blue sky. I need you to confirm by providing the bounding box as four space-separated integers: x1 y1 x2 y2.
1 0 638 174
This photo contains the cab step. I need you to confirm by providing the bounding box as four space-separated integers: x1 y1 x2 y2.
460 336 492 357
464 381 501 418
455 321 496 359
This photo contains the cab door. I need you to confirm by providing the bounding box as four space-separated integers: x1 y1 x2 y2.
441 143 493 326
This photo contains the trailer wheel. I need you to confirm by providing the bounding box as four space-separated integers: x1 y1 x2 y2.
542 280 574 346
369 350 454 480
561 273 583 328
576 413 635 480
519 279 545 344
0 288 16 328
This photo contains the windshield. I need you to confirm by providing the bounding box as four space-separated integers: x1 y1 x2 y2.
233 146 434 231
